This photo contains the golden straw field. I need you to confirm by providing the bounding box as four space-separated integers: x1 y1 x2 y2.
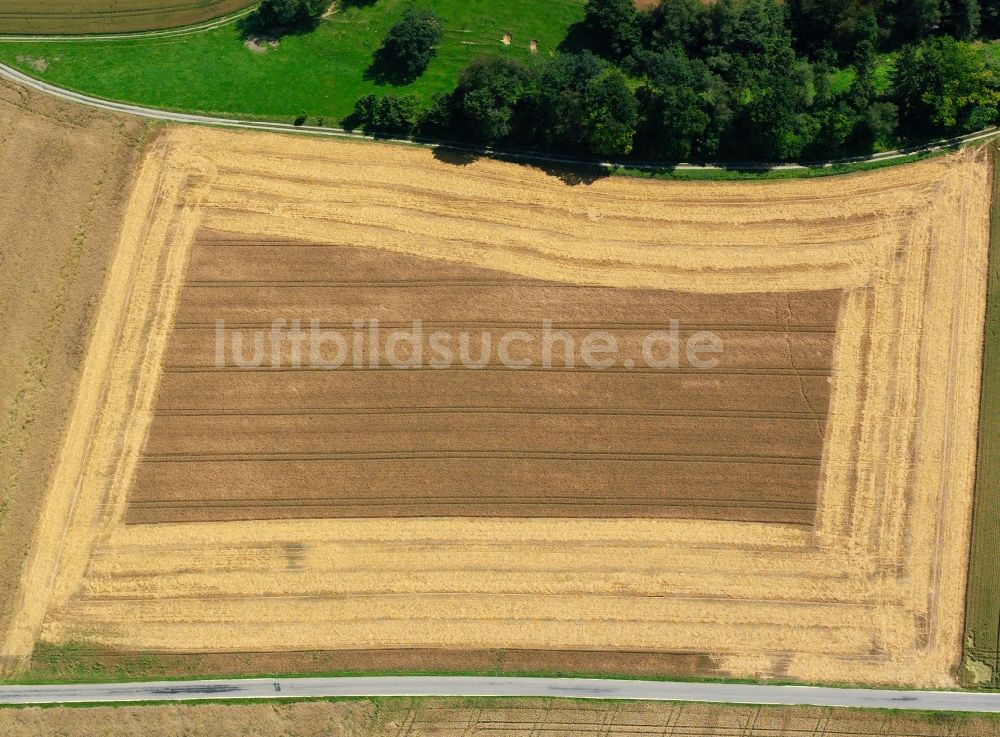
0 126 990 687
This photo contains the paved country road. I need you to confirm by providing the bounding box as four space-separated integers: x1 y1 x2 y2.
1 676 1000 710
1 61 998 172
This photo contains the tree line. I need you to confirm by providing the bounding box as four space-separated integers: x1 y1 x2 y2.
256 0 1000 162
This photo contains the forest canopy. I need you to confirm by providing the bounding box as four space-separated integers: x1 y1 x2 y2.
352 0 1000 162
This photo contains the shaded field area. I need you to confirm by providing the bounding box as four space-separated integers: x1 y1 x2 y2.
23 643 722 682
964 145 1000 686
0 0 584 124
0 78 145 650
129 235 839 525
4 697 1000 737
0 0 255 35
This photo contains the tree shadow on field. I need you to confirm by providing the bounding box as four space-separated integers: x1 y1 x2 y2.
527 161 611 186
432 146 480 166
339 0 378 7
433 146 610 186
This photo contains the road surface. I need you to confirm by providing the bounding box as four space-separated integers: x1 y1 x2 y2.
1 676 1000 710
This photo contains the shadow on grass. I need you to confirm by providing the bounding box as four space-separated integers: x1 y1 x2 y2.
557 20 598 54
236 11 321 41
363 47 428 86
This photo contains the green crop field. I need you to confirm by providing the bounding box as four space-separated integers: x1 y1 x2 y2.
964 143 1000 688
0 0 586 126
0 0 256 35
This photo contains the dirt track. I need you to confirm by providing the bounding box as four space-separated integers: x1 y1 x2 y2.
2 128 990 688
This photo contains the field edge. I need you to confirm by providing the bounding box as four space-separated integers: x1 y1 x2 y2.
962 142 1000 688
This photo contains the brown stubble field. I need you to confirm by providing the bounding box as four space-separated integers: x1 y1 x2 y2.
128 235 839 524
0 78 146 665
0 126 990 688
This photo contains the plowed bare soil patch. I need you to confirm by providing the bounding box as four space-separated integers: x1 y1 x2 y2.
128 238 839 525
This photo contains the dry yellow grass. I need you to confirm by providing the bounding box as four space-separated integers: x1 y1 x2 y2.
1 127 989 687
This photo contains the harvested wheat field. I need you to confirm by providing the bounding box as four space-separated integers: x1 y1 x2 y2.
4 698 1000 737
0 125 989 688
0 78 146 661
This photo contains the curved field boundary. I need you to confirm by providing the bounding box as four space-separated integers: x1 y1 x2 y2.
0 61 998 176
0 1 257 37
0 5 256 42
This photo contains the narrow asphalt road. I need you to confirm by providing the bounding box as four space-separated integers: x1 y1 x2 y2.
2 676 1000 710
1 61 998 172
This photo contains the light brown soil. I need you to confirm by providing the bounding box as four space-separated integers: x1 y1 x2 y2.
3 698 1000 737
4 128 988 688
128 237 839 524
0 79 145 658
0 0 256 34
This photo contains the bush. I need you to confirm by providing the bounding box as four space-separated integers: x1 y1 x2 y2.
353 94 422 134
371 9 444 83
